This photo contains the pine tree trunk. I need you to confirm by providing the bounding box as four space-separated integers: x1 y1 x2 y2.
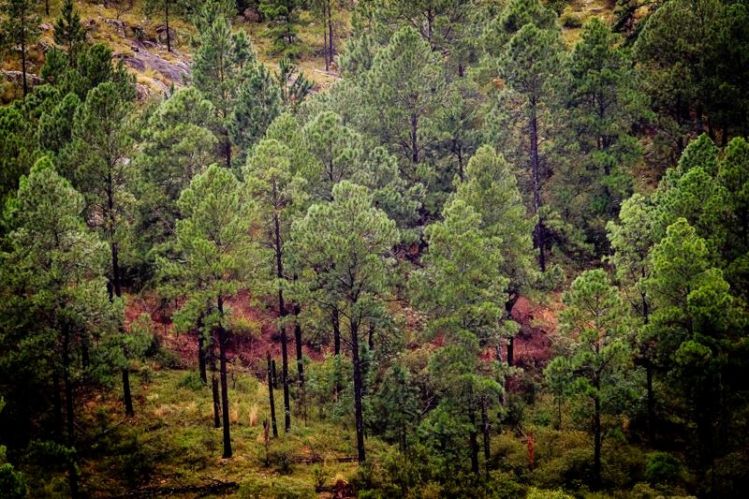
293 302 305 417
351 319 366 462
62 325 80 498
273 208 292 432
332 307 341 356
468 400 480 475
21 37 28 97
165 0 172 52
267 352 278 438
481 397 491 481
107 176 134 417
217 296 232 458
211 348 221 429
507 337 514 367
410 113 419 164
53 369 63 439
322 1 329 71
327 0 334 69
198 330 207 384
593 391 602 489
529 97 546 272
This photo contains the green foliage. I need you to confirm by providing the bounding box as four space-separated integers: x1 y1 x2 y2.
54 0 86 64
644 451 683 486
260 0 301 56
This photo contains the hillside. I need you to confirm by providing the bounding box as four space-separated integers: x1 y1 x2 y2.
2 0 749 498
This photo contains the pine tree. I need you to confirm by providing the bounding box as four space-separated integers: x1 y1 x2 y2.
497 18 564 271
228 63 282 165
364 26 442 181
192 3 255 169
1 157 116 496
135 87 218 253
164 164 259 458
62 81 136 416
54 0 86 65
451 145 534 365
0 0 41 96
556 269 633 488
558 18 648 254
260 0 300 55
244 138 304 432
290 181 399 462
412 199 508 476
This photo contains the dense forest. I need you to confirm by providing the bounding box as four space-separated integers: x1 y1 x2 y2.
1 0 748 497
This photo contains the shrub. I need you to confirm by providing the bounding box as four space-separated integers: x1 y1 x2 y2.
178 371 205 391
645 451 683 485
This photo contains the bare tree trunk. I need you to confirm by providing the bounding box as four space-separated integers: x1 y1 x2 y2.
593 391 602 489
267 352 278 438
332 307 341 356
21 37 29 97
210 347 221 429
351 319 366 462
481 397 491 481
62 325 80 498
529 98 546 272
293 302 305 418
217 296 232 458
165 0 172 52
273 208 292 432
468 399 479 475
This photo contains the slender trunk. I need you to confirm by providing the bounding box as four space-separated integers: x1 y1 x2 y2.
267 352 278 438
62 327 75 444
211 347 221 429
62 326 80 498
271 359 278 389
81 334 90 370
332 307 341 355
410 112 419 164
21 36 28 97
322 1 329 71
593 390 602 489
646 362 655 442
45 0 50 16
293 302 305 418
468 399 480 475
53 369 64 438
327 0 334 69
481 398 491 481
198 331 207 384
351 319 366 462
273 208 291 432
165 1 172 52
507 337 514 367
217 296 232 458
529 98 545 272
367 322 374 351
107 176 134 416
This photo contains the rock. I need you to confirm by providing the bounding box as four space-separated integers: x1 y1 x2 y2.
130 24 147 41
126 40 191 84
1 70 42 87
39 23 53 32
83 18 98 32
135 84 150 100
243 7 262 23
155 24 176 45
121 56 146 72
105 18 126 36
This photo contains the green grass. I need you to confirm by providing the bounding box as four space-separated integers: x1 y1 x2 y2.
73 366 373 497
